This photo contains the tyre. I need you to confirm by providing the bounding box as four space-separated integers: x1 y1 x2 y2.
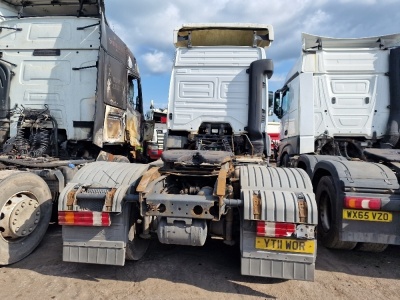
355 242 388 252
0 171 52 265
125 204 150 261
281 153 290 167
316 176 357 250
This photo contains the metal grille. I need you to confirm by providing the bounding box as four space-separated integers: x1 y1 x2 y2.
157 131 164 149
77 198 104 212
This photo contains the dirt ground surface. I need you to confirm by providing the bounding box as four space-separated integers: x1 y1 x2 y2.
1 225 399 300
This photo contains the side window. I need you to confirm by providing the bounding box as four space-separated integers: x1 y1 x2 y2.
127 75 143 114
281 89 290 115
127 76 135 106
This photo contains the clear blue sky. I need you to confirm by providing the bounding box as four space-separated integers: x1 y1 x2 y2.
105 0 400 113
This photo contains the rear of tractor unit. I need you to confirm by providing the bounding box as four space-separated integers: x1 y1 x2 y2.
0 0 152 266
58 23 317 281
274 33 400 252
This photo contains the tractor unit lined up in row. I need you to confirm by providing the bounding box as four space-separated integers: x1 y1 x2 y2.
0 0 152 265
0 0 320 282
57 24 318 281
274 33 400 252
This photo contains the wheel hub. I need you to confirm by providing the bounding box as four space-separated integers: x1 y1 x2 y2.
0 193 41 239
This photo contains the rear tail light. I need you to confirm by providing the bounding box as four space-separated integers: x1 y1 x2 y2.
256 221 296 237
58 211 111 226
256 221 315 239
344 196 381 210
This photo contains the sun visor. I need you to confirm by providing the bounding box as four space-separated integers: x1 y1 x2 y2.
3 0 103 17
174 23 274 48
302 32 400 50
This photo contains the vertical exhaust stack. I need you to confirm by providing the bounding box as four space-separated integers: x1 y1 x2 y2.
386 47 400 148
247 59 274 155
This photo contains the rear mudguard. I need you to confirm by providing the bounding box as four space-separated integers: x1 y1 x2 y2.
307 155 400 245
58 161 149 265
296 154 347 178
240 165 317 281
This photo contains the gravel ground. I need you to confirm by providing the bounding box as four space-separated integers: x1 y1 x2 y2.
1 224 399 300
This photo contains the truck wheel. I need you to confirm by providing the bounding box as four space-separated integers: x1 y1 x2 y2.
355 242 388 252
0 171 52 265
281 153 290 167
316 176 357 250
125 205 150 261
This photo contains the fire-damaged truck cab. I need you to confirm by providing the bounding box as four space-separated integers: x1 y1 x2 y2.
0 0 150 266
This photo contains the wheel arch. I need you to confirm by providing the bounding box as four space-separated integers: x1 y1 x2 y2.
276 144 293 167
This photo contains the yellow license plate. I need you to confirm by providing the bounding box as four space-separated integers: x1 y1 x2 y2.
255 237 315 254
343 209 392 222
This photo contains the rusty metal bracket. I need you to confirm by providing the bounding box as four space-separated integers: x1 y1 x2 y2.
66 190 76 210
104 188 117 212
216 169 228 218
216 169 227 197
297 193 308 223
252 191 261 220
136 167 161 194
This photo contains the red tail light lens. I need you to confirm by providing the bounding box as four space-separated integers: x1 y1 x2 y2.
256 221 296 237
344 196 381 210
58 211 111 226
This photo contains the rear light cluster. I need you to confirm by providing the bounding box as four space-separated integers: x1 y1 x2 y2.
58 211 111 226
344 196 381 210
256 221 315 239
257 221 295 237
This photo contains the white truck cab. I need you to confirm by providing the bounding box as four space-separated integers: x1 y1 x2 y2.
167 23 274 157
274 33 400 252
58 24 318 282
275 33 400 165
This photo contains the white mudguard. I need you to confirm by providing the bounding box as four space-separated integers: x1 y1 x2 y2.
58 161 149 266
240 165 317 281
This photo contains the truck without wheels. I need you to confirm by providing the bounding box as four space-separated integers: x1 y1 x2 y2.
0 0 151 265
59 24 318 281
274 33 400 251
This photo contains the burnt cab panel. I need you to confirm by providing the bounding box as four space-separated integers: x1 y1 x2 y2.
93 24 144 148
101 25 140 111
